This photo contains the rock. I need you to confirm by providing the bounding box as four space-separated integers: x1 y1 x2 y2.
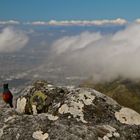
80 78 140 113
0 80 140 139
32 130 49 140
16 97 27 113
115 107 140 125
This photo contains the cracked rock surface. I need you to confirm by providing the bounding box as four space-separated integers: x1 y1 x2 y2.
0 80 140 140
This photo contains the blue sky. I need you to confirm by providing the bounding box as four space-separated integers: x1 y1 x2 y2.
0 0 140 21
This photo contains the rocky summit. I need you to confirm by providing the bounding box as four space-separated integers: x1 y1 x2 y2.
0 80 140 140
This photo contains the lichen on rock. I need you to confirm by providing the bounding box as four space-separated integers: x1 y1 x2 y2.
16 97 27 113
32 130 49 140
58 90 95 123
0 125 7 139
30 91 48 113
115 107 140 125
0 80 140 139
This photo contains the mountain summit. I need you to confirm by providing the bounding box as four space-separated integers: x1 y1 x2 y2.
0 80 140 139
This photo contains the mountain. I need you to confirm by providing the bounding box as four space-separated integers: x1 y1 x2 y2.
80 78 140 113
0 80 140 139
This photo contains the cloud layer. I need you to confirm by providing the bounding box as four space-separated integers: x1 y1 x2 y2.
50 24 140 83
0 20 20 25
0 27 29 53
30 18 127 26
2 19 140 26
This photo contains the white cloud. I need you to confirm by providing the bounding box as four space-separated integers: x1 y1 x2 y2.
50 24 140 83
0 27 29 53
135 19 140 24
48 18 127 26
29 21 47 25
28 18 127 26
0 20 20 25
52 32 102 54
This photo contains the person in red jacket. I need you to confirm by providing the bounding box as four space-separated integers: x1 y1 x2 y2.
2 83 13 108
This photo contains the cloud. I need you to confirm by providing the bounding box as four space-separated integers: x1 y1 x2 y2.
28 18 127 26
48 18 127 26
29 21 47 25
0 20 20 25
0 27 29 53
134 19 140 24
50 24 140 83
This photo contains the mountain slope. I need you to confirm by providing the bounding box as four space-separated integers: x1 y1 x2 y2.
80 78 140 113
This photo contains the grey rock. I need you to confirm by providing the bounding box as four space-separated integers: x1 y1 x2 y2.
0 80 140 140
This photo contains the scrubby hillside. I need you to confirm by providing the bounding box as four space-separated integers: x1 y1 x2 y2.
0 80 140 139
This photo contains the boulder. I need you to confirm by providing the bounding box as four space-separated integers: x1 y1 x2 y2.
0 80 140 140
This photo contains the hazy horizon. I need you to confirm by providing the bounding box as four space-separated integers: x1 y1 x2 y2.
1 0 140 88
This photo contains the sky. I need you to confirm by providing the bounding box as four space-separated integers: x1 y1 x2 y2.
0 0 140 21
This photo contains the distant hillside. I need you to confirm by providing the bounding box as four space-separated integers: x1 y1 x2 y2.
80 78 140 113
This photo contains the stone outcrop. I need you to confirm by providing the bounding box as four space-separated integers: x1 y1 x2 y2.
0 80 140 140
80 78 140 113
